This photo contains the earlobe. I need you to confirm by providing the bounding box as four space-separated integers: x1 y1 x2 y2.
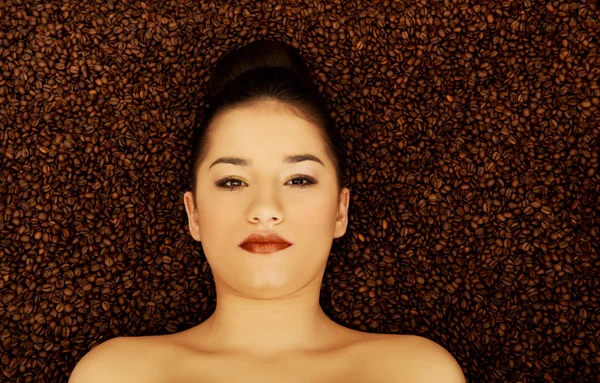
339 187 350 218
183 192 201 242
334 187 350 238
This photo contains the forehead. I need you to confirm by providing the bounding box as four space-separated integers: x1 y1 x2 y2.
208 103 325 150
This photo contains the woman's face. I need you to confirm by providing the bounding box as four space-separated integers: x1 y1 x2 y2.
183 101 350 296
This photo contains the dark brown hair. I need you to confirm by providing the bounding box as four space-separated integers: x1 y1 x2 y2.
188 39 348 205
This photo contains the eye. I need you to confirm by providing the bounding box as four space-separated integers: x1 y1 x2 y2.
216 175 317 191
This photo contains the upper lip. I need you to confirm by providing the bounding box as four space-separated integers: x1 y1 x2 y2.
239 232 293 246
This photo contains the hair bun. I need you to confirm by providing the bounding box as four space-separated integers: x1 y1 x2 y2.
207 39 315 100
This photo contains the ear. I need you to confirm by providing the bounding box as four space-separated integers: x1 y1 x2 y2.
333 187 350 239
183 191 202 242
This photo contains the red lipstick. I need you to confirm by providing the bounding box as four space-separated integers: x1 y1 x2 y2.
239 232 293 254
241 243 291 254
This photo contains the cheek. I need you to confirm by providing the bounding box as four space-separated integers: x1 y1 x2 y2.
196 199 237 236
293 195 337 224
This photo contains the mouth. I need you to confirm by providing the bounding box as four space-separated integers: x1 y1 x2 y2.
240 243 292 254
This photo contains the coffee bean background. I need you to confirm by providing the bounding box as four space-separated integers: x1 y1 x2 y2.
1 1 599 382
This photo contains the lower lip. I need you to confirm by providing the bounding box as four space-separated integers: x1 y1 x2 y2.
240 243 292 254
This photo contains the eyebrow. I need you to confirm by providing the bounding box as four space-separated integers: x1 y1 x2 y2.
209 154 325 170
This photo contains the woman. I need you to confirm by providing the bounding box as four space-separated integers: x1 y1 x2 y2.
69 39 466 383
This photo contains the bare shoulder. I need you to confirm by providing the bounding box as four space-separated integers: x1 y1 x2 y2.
368 334 466 383
68 336 163 383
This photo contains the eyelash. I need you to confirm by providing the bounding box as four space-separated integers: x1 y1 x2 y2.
216 175 317 191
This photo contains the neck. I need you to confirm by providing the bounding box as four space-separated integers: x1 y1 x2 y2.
194 282 345 358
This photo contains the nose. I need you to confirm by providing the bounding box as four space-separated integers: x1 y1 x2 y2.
247 191 284 224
